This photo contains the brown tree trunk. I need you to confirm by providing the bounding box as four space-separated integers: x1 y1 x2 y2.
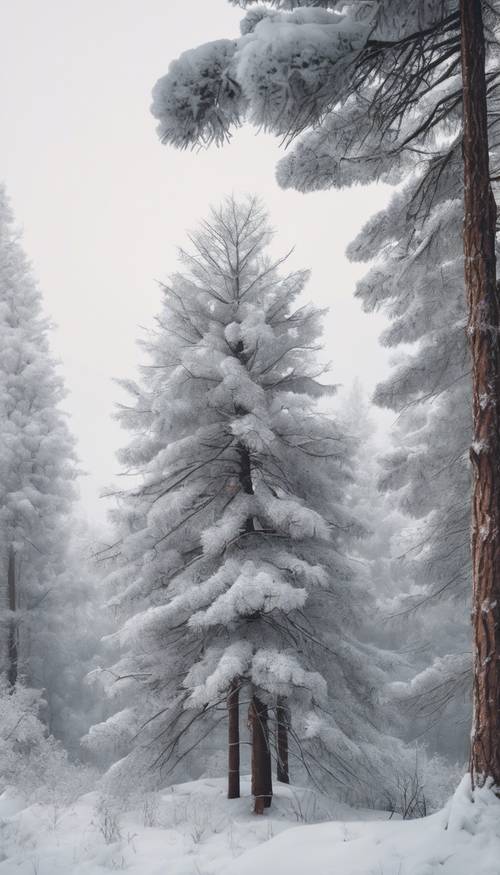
227 678 241 799
234 338 273 807
276 697 290 784
249 695 273 813
224 412 255 798
7 546 17 688
461 0 500 786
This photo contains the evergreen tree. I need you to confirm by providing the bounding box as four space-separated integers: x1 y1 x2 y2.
93 197 405 811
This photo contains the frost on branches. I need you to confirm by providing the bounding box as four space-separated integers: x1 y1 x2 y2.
152 5 375 146
91 197 406 812
151 0 464 173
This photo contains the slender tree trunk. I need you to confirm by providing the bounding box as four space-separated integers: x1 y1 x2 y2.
227 678 241 799
461 0 500 786
276 696 290 784
249 695 273 813
7 546 17 688
224 427 255 800
234 338 273 807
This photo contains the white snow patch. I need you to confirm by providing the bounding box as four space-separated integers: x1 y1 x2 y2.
0 775 498 874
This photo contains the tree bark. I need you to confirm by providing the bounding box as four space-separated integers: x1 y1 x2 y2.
249 695 273 813
460 0 500 786
227 678 241 799
7 546 17 688
276 697 290 784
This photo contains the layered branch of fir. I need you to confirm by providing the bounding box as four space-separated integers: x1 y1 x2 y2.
150 3 500 233
92 197 407 807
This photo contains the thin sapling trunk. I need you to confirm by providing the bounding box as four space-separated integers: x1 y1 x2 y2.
276 696 290 784
227 678 241 799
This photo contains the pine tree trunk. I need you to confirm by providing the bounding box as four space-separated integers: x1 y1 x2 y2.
249 695 273 813
226 426 255 799
227 678 240 799
235 338 273 808
460 0 500 786
276 697 290 784
7 546 17 688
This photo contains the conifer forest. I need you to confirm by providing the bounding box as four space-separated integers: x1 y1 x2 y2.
2 2 500 873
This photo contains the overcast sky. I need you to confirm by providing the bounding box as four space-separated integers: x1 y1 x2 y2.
0 0 393 525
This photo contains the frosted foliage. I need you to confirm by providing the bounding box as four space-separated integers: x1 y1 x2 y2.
151 40 245 147
389 653 470 708
186 642 252 706
189 562 308 628
234 10 373 135
251 649 327 701
152 0 467 207
93 197 405 801
276 104 408 192
231 0 455 21
152 6 375 146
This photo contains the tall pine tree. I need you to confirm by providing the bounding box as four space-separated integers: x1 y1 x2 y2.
93 197 406 811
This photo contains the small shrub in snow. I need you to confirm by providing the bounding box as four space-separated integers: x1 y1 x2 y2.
0 681 96 806
93 795 123 845
141 792 160 827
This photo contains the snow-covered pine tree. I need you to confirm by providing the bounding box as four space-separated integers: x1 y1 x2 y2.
93 196 405 812
0 185 94 752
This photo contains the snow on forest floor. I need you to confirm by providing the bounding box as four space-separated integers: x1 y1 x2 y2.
0 775 499 875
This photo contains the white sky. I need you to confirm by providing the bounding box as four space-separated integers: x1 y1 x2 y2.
0 0 393 525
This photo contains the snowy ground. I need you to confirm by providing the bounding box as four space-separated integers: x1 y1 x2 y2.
0 775 498 874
